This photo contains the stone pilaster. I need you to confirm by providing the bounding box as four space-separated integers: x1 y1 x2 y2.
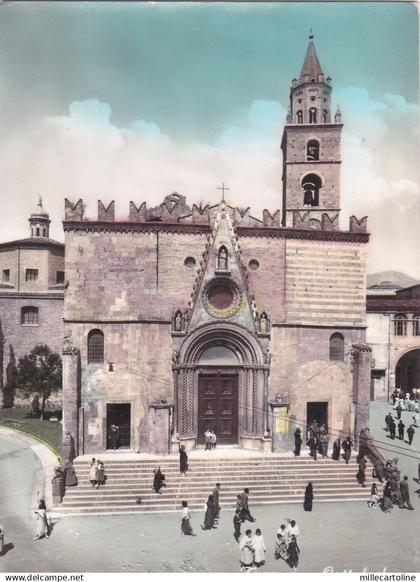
352 343 372 447
62 343 80 457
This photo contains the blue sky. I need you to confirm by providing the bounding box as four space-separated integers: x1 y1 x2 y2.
0 2 419 276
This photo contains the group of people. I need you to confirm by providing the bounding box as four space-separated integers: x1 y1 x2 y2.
204 429 217 450
239 518 300 571
368 474 414 512
385 412 416 444
391 389 419 413
295 421 354 465
179 482 308 571
89 458 106 489
274 519 300 570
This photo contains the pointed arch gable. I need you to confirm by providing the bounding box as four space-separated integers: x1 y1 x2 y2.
179 321 265 367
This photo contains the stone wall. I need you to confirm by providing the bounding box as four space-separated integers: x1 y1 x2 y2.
64 229 208 321
66 322 173 453
269 326 365 439
285 239 367 325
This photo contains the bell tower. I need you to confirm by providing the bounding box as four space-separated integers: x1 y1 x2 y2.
281 33 343 229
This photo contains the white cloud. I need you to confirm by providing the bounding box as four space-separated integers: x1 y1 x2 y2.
0 92 418 278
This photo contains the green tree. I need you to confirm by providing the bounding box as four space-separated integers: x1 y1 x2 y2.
16 345 62 419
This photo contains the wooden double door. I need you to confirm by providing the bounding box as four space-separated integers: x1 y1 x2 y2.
198 372 239 445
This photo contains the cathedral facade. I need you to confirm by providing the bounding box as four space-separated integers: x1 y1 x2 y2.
62 38 371 455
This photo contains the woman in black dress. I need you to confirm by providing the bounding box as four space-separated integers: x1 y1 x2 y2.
332 437 341 460
303 481 313 511
179 445 188 476
286 535 300 571
153 467 165 494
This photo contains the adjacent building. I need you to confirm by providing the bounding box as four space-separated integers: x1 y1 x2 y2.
367 283 420 401
0 199 65 395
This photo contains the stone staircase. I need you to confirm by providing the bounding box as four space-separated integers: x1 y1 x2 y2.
53 455 374 517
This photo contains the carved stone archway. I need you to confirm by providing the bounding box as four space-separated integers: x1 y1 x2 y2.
173 321 269 449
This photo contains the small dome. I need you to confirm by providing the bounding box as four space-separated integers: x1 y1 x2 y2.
30 196 49 219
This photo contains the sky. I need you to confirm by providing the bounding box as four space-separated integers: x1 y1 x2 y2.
0 2 419 277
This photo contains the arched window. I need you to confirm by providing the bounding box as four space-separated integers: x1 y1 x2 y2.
36 227 40 237
217 246 228 271
43 228 47 237
394 314 407 336
309 108 317 123
323 109 328 123
306 140 319 161
88 329 104 363
412 315 420 336
329 333 344 361
296 110 303 124
21 306 39 325
302 173 321 207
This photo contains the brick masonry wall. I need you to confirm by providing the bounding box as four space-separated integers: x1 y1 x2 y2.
0 295 64 384
48 247 65 286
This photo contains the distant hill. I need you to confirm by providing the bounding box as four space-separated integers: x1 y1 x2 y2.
367 271 420 289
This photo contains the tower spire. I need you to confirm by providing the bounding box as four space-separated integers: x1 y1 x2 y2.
298 35 324 85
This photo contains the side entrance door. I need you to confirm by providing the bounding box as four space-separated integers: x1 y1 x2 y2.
106 403 131 449
198 373 239 445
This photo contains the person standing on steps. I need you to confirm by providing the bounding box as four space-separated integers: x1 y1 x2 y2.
89 458 97 488
96 460 105 489
210 430 217 449
204 428 211 451
233 509 242 543
153 466 166 494
181 501 195 535
303 482 313 511
356 456 367 487
294 427 302 456
342 436 353 464
320 433 329 458
212 483 221 520
109 424 120 450
398 420 405 441
179 445 188 476
332 437 341 460
407 424 415 445
308 435 318 461
396 402 403 420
